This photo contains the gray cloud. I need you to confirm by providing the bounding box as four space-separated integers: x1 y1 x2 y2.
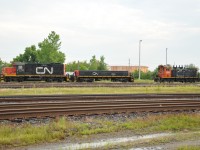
0 0 200 70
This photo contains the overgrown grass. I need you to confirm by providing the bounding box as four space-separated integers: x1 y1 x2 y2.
134 79 154 83
121 114 200 133
1 113 200 148
0 118 77 147
0 86 200 96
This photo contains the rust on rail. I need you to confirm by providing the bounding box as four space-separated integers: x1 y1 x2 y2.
0 94 200 120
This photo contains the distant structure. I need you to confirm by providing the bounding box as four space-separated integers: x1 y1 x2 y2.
109 66 148 73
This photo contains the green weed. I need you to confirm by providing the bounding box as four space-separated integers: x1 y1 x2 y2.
1 113 200 148
0 86 200 96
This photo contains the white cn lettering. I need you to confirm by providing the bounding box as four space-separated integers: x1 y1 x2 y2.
92 72 98 75
36 67 53 74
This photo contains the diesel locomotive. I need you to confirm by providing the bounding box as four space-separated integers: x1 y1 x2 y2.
154 65 199 82
72 70 134 82
1 62 67 82
1 63 134 82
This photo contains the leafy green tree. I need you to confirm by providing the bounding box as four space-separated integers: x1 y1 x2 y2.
79 61 89 70
151 67 158 79
38 31 65 63
89 55 98 70
66 61 89 71
66 56 108 72
12 31 65 64
13 45 38 63
185 64 199 71
133 70 139 79
0 58 2 73
67 61 78 72
97 56 108 70
133 70 156 80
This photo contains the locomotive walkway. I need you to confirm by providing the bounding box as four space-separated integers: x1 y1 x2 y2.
0 94 200 120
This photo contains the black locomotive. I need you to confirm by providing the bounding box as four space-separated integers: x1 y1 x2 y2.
2 63 67 82
73 70 134 82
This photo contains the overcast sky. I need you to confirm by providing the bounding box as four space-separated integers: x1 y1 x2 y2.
0 0 200 70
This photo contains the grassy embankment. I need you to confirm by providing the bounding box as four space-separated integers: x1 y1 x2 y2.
0 85 200 148
1 113 200 148
0 86 200 96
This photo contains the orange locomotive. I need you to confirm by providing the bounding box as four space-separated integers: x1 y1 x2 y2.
154 65 199 82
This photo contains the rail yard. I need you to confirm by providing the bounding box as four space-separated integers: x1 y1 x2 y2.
0 81 200 89
0 94 200 120
1 55 199 148
0 81 200 149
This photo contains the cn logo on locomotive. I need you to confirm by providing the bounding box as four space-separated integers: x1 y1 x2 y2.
36 67 53 74
92 72 98 75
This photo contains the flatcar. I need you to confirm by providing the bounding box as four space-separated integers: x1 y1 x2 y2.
1 62 68 82
73 70 134 82
154 65 199 82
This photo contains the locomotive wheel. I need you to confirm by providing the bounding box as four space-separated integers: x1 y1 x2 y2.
5 77 11 82
18 77 24 82
58 78 63 82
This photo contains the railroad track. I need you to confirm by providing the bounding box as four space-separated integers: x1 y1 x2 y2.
0 94 200 120
0 82 200 88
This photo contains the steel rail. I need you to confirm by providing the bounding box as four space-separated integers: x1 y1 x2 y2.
0 94 200 119
1 94 200 102
0 99 200 106
1 104 200 120
1 102 200 112
0 82 200 89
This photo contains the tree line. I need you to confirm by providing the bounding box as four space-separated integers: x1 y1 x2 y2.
66 55 107 72
0 31 199 80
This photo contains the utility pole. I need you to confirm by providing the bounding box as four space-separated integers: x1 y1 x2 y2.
139 40 142 80
129 58 130 72
166 48 168 65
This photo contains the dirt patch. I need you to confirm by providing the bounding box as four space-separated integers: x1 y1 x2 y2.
11 131 200 150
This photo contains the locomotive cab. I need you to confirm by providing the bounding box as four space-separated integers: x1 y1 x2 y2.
158 65 172 78
154 65 172 82
1 67 17 82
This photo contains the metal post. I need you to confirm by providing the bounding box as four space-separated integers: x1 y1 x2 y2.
139 40 142 80
166 48 168 65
